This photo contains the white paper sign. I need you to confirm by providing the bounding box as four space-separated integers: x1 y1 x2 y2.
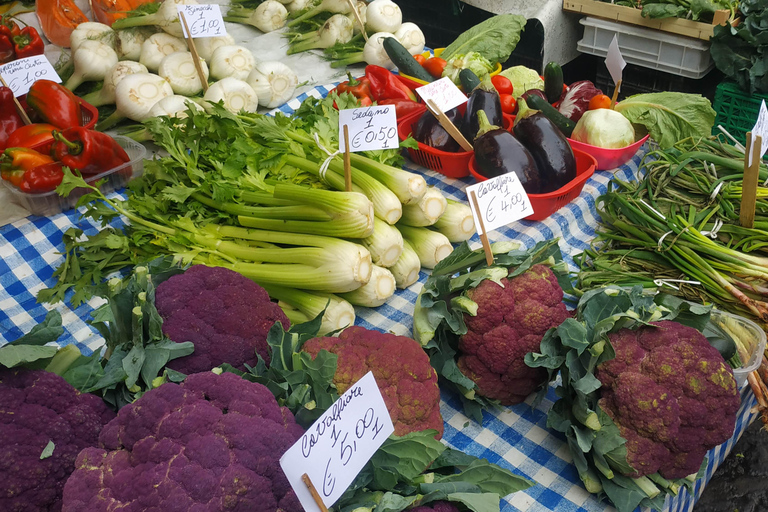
415 77 468 113
748 100 768 166
466 173 533 232
178 4 226 38
280 372 394 511
338 105 398 152
0 56 61 97
605 35 626 86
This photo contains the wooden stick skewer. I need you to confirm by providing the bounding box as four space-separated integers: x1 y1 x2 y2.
343 124 352 191
740 131 761 228
346 0 368 41
610 79 622 107
469 190 493 266
179 12 209 93
0 76 31 125
426 99 473 152
301 473 329 512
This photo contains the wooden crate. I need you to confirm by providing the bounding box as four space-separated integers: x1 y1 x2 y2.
562 0 729 41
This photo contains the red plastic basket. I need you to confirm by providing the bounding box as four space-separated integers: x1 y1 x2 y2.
30 98 99 155
468 148 597 221
398 103 514 179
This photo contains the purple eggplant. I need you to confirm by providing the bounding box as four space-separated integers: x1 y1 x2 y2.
473 110 541 193
462 79 503 141
413 107 464 152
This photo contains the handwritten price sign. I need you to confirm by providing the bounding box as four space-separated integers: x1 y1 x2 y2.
178 4 226 38
280 372 394 511
748 99 768 166
466 172 533 232
0 56 61 97
415 76 467 113
338 105 398 152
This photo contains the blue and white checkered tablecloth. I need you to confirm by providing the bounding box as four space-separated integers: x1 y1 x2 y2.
0 85 758 512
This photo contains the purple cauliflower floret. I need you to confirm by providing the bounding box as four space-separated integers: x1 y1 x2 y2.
302 326 443 438
410 501 461 512
596 320 740 480
0 368 115 512
155 265 290 374
457 264 570 404
61 371 304 512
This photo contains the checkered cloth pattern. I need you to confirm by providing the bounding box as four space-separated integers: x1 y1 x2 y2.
0 84 758 512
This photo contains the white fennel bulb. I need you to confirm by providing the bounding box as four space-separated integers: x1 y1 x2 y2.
246 61 298 108
204 77 259 113
158 51 209 96
209 45 256 80
139 33 187 72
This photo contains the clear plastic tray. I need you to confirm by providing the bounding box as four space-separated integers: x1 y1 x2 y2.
709 309 767 388
2 136 146 217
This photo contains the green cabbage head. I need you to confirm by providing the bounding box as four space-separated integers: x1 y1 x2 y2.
572 108 636 148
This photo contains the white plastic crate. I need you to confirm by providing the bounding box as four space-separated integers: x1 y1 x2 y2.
577 16 713 79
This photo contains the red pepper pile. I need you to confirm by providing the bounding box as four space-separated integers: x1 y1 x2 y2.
0 81 130 194
328 65 426 119
0 15 44 64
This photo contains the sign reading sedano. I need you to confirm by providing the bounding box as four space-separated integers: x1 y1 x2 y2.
339 105 399 152
280 371 394 511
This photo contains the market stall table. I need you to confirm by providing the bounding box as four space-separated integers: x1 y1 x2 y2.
0 81 758 512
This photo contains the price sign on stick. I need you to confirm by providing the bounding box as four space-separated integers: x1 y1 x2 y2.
178 4 226 38
605 34 626 86
416 77 468 113
466 173 533 233
748 100 768 166
280 372 394 512
339 105 399 152
0 56 61 97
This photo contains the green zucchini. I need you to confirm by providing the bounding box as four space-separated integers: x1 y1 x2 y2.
524 94 576 137
543 61 564 104
708 336 737 362
459 69 481 92
383 37 434 83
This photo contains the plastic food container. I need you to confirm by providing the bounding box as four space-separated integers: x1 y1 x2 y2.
708 310 767 388
468 148 597 221
397 103 514 178
399 48 503 87
2 136 147 217
567 134 650 171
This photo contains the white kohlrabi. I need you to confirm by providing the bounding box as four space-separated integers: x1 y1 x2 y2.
158 51 209 96
115 27 157 61
70 22 115 54
139 33 187 72
81 60 148 107
64 40 119 91
203 77 259 113
149 95 203 118
194 34 235 61
111 0 199 38
365 0 401 34
246 61 298 108
288 14 353 54
209 45 256 80
394 22 425 55
362 32 396 69
224 1 288 33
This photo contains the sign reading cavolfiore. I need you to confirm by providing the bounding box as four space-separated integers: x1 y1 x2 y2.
466 172 533 232
415 76 467 113
338 105 399 152
0 56 60 97
177 4 227 38
280 371 394 511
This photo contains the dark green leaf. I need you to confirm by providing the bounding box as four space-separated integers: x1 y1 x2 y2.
62 350 105 391
442 14 526 64
0 345 59 368
433 459 534 495
10 310 64 346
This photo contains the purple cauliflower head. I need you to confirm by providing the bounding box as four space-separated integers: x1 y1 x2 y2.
155 265 290 374
62 371 304 512
302 326 444 438
0 368 115 512
596 320 740 480
457 264 570 405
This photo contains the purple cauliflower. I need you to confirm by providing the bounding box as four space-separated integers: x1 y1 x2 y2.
155 265 290 374
0 368 115 512
458 264 571 404
62 371 304 512
410 502 461 512
596 320 741 480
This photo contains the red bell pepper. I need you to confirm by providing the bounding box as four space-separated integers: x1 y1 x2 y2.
26 80 82 129
365 65 417 102
52 128 130 176
19 162 65 193
13 27 45 59
0 147 55 187
0 86 24 151
334 72 373 102
0 15 21 38
0 32 13 64
377 98 425 119
5 123 57 149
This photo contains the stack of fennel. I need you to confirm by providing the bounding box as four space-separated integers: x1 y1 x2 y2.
40 95 476 335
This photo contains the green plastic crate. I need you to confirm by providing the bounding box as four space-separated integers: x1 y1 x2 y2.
713 80 768 145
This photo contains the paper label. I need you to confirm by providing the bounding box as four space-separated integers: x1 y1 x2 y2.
280 372 394 511
605 34 626 86
466 173 533 232
748 99 768 166
178 4 226 38
415 77 467 113
0 56 61 97
339 105 399 152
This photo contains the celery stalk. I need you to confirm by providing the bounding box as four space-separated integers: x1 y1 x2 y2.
397 224 453 269
339 265 396 307
433 199 476 242
357 218 403 267
389 239 421 289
